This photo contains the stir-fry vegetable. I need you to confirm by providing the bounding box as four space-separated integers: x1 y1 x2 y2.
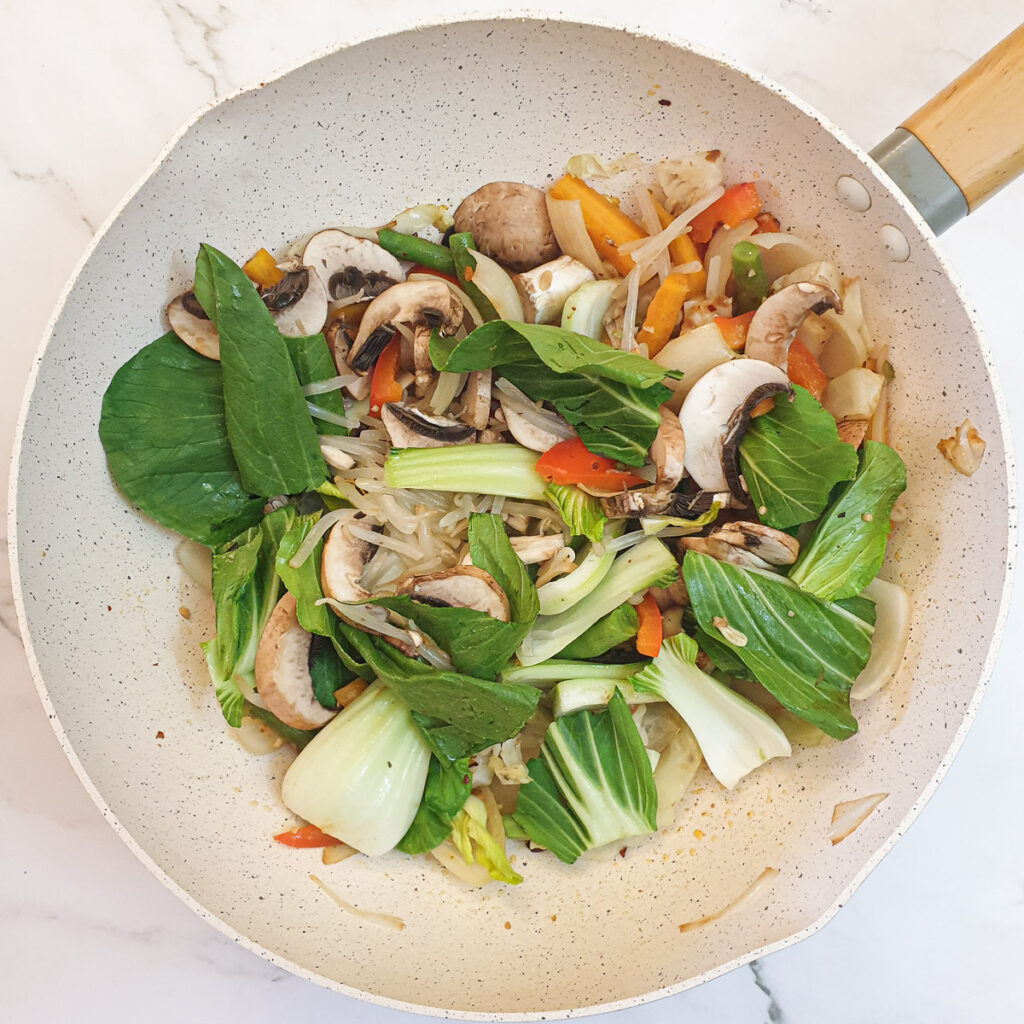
98 146 912 888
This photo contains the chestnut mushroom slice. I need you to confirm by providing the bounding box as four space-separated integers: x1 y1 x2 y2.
263 262 329 337
453 181 561 272
679 358 792 499
254 592 337 730
302 228 403 300
708 521 800 565
600 407 685 518
460 370 492 431
380 403 476 448
398 566 511 621
349 280 463 375
679 536 774 572
744 282 841 368
494 378 576 452
321 517 378 604
167 292 220 359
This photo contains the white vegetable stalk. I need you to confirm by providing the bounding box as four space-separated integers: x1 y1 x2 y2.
631 634 791 789
560 279 620 340
281 682 431 856
535 543 615 616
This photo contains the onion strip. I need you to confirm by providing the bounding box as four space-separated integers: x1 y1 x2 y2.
678 867 780 933
545 195 607 278
467 248 525 320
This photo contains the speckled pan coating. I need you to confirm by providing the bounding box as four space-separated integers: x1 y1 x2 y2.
9 15 1015 1019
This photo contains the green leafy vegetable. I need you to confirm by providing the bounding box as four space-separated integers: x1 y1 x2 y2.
558 602 638 659
683 551 873 739
519 537 677 665
545 483 606 542
789 441 907 600
242 700 318 750
432 321 676 466
335 622 539 760
98 333 264 546
738 386 859 529
375 514 538 679
285 333 348 436
308 635 354 709
193 244 325 496
450 794 523 884
513 691 657 863
630 633 791 788
396 756 472 855
201 507 297 725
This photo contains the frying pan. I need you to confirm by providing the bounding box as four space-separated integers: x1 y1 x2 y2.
9 14 1023 1018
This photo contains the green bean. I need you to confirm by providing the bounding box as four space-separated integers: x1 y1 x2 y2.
447 231 501 322
731 241 768 314
377 228 456 274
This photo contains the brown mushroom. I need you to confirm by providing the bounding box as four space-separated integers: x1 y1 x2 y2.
397 566 511 621
453 182 560 272
349 280 463 375
254 592 337 730
167 292 220 359
379 403 475 448
744 282 841 368
708 521 799 565
600 408 686 517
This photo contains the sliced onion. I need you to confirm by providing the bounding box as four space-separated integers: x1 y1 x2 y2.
429 371 468 414
626 186 725 268
828 793 888 845
335 226 380 241
705 220 758 299
392 203 453 235
288 508 356 568
235 715 284 755
545 195 607 278
677 867 780 932
176 538 212 590
321 843 359 865
467 248 524 320
747 232 822 282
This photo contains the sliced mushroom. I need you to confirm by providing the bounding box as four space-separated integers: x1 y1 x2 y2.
514 255 595 324
495 381 576 452
708 521 799 565
302 228 403 300
323 301 368 370
664 489 734 518
453 182 560 272
744 282 841 367
679 359 791 498
349 280 463 374
380 403 475 448
264 262 329 337
397 566 511 621
321 517 378 604
680 536 774 572
601 408 685 518
167 292 220 359
460 370 492 431
254 592 337 730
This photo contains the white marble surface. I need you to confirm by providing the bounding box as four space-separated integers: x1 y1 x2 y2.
3 1 1023 1021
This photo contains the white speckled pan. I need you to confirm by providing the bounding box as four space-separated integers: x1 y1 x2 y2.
9 15 1016 1019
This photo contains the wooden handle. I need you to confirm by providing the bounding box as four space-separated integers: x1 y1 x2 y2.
901 23 1024 210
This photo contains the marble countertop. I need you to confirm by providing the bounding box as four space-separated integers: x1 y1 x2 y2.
3 1 1023 1021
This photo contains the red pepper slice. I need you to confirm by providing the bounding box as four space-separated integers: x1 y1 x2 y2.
368 335 402 418
787 338 828 402
635 592 663 658
688 182 763 244
273 824 343 848
534 438 647 491
409 263 459 286
714 310 756 351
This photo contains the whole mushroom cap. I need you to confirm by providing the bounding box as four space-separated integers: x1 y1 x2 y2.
453 181 560 272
